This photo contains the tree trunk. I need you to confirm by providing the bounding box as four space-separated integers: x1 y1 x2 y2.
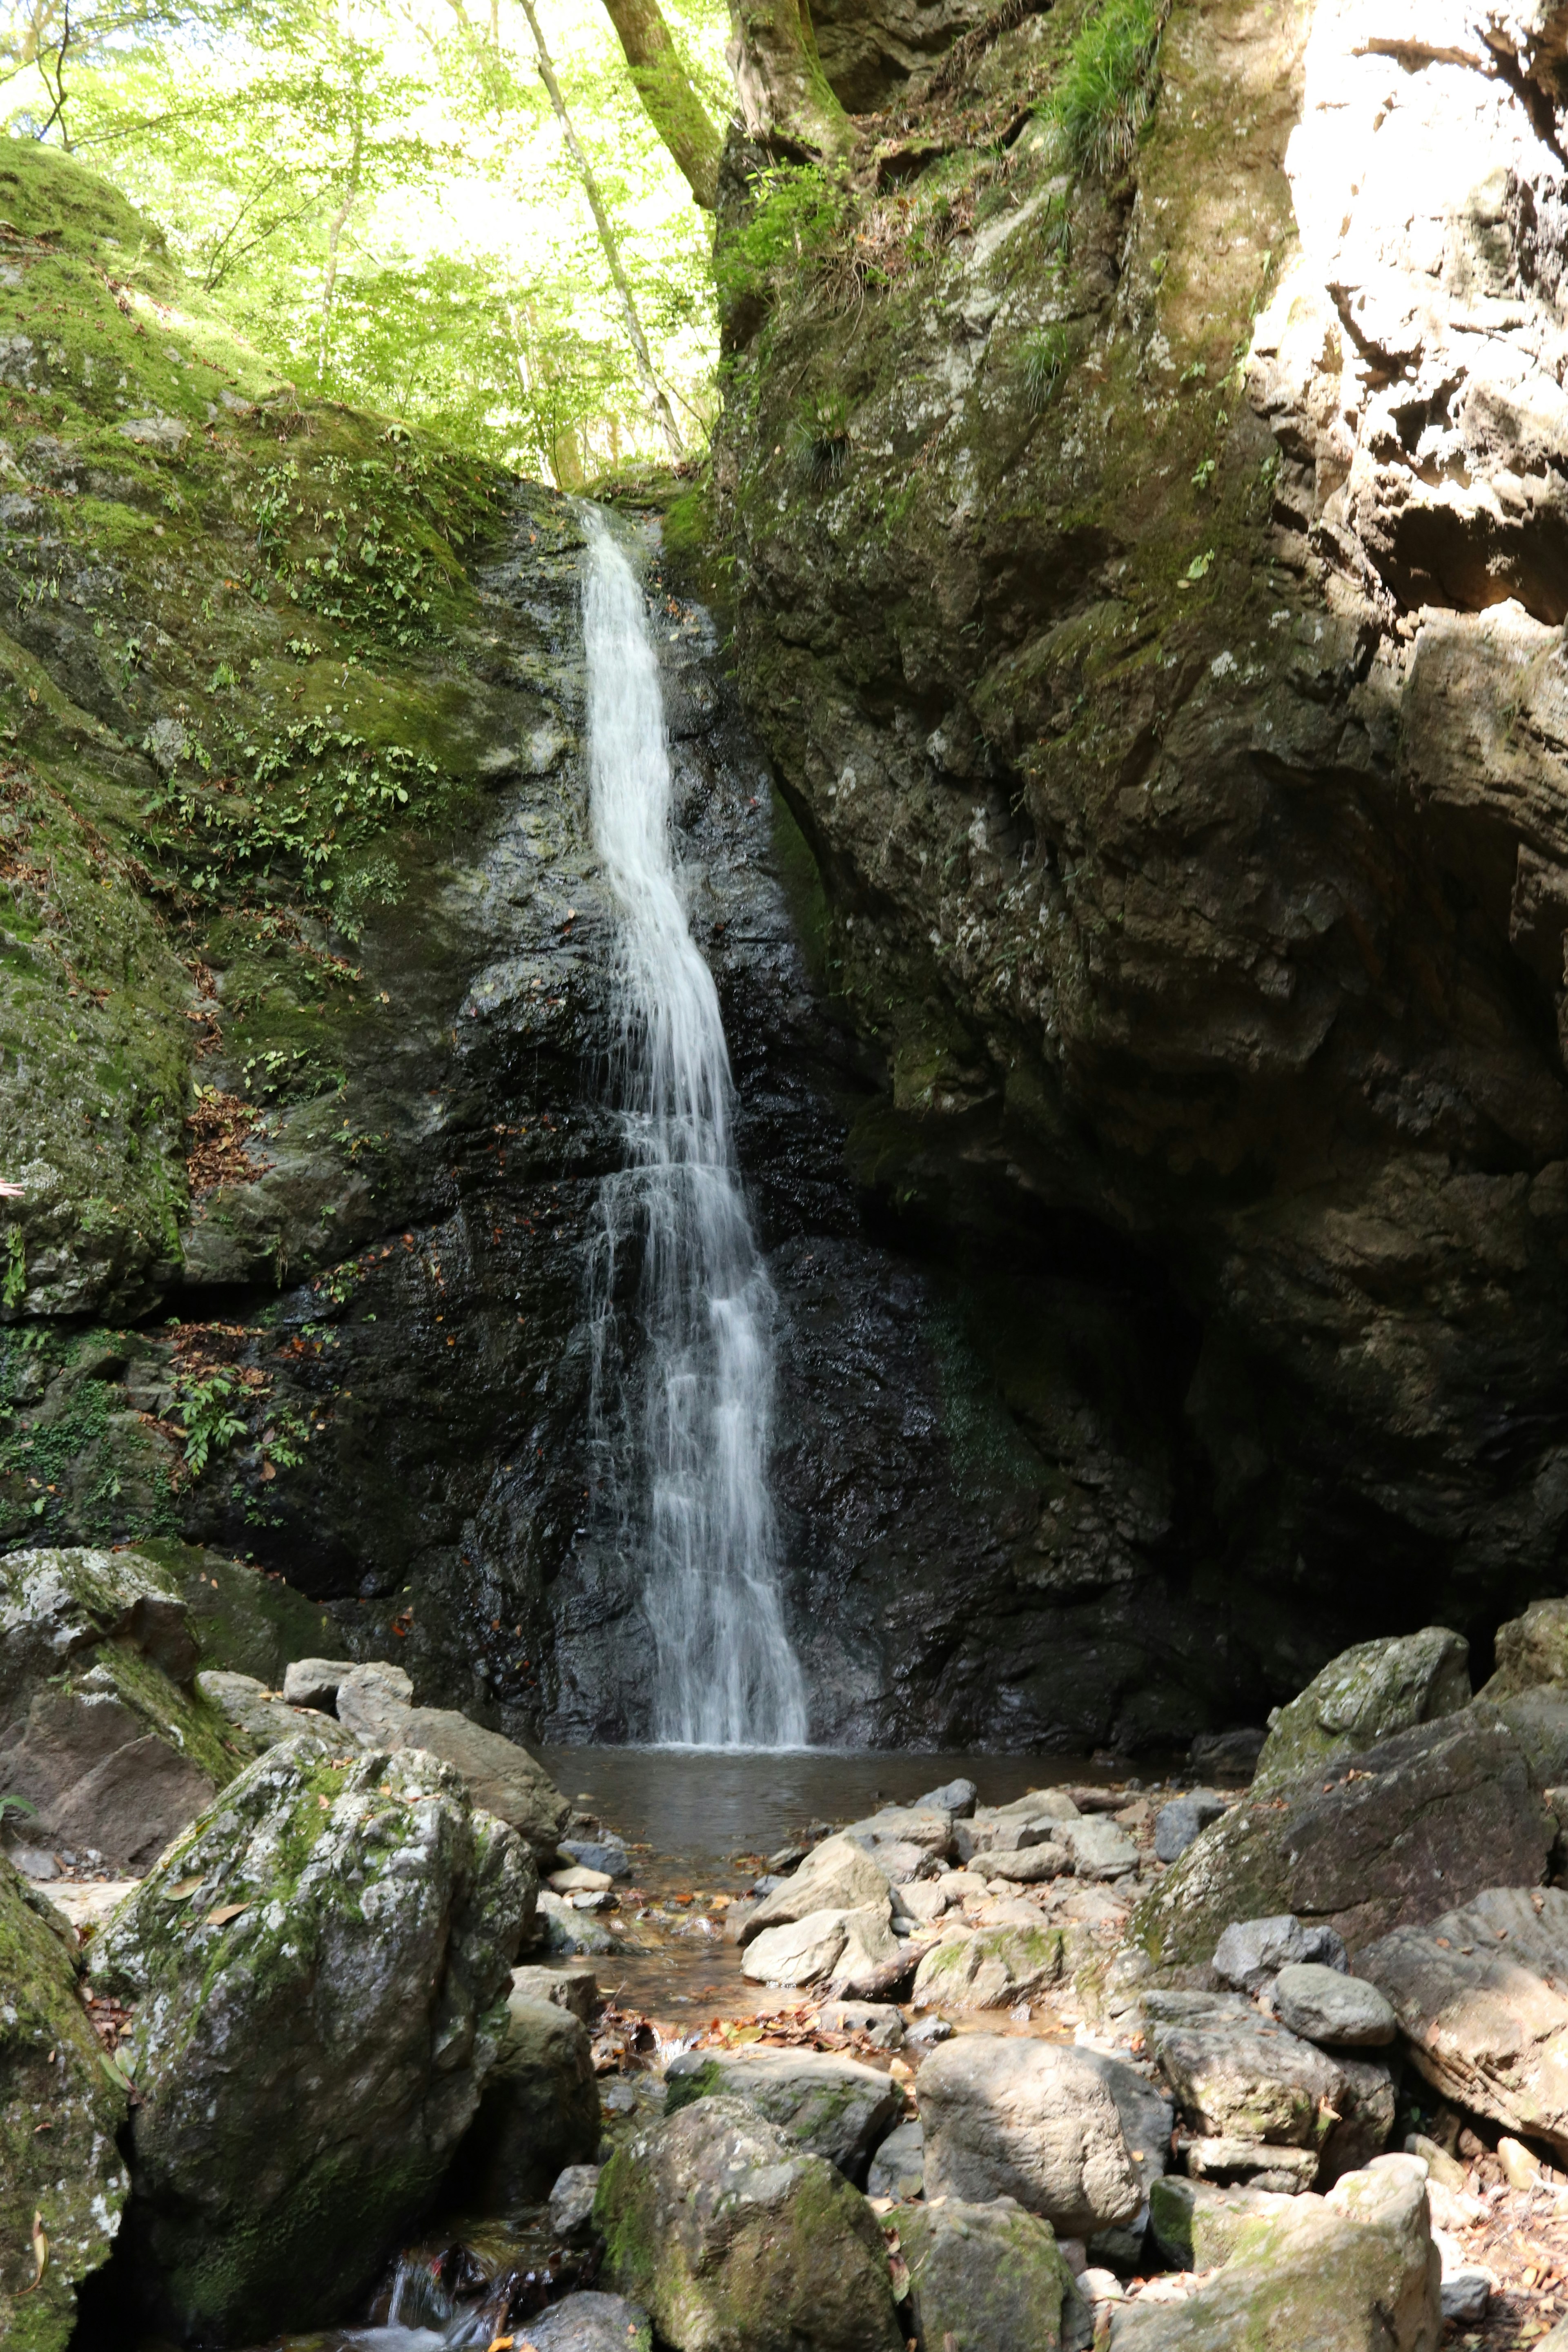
725 0 850 156
598 0 723 209
318 120 364 378
518 0 684 461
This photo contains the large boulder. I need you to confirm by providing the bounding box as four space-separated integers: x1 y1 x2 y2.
93 1737 533 2343
1480 1599 1568 1701
448 1991 601 2209
1253 1630 1472 1793
1272 1963 1396 2049
594 2095 904 2351
1143 1991 1348 2152
664 2047 903 2186
1108 2155 1441 2351
0 1854 129 2351
911 1922 1069 2011
738 1835 893 1945
1358 1884 1568 2162
917 2035 1144 2236
897 2198 1090 2352
0 1545 196 1727
1492 1686 1568 1788
1075 2048 1174 2261
1128 1706 1554 1966
528 2293 654 2352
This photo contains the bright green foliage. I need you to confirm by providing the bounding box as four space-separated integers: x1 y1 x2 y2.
170 1368 248 1474
1019 325 1069 412
1044 0 1167 177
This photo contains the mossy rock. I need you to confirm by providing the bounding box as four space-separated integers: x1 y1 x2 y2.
897 2198 1085 2352
1253 1629 1472 1793
0 1853 129 2350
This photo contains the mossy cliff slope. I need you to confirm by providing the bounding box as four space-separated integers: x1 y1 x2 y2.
715 0 1568 1676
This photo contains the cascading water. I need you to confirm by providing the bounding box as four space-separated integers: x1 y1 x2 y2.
581 507 808 1749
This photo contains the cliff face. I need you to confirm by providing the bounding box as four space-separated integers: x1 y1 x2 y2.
715 0 1568 1703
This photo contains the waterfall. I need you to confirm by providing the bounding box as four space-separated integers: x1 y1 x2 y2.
580 507 808 1750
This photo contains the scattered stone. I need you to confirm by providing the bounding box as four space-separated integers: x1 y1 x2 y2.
453 1992 601 2209
861 1836 938 1884
559 1837 632 1879
280 1657 346 1709
1272 1962 1396 2048
911 1922 1067 2012
1133 1708 1555 1966
0 1852 130 2350
841 1806 954 1857
830 1901 909 1997
1154 1792 1228 1864
1481 1598 1568 1701
1150 2174 1300 2269
1111 2155 1441 2350
914 1776 978 1816
740 1835 892 1945
988 1840 1073 1882
742 1907 852 1985
526 2291 653 2352
550 1864 614 1894
1498 2133 1542 2191
536 1891 618 1957
866 2116 924 2201
1141 1989 1349 2149
1359 1885 1568 2160
594 2095 904 2351
511 1961 599 2021
898 2197 1091 2352
896 1878 955 1924
816 1996 902 2047
1254 1629 1472 1793
917 2035 1145 2236
1212 1913 1347 1994
1061 1818 1139 1880
1437 2249 1492 2323
94 1738 532 2343
664 2045 904 2185
549 2164 604 2243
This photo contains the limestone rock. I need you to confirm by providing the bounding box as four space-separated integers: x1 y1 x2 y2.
1272 1962 1396 2049
1481 1599 1568 1701
527 2292 653 2352
1178 2139 1321 2194
594 2094 904 2351
451 1991 600 2209
988 1840 1073 1882
664 2046 903 2185
280 1656 348 1708
1149 2174 1294 2271
897 2197 1090 2352
739 1835 893 1945
829 1899 905 1995
841 1805 955 1857
331 1659 414 1740
1358 1884 1568 2161
1061 1817 1139 1880
1254 1630 1472 1793
549 2164 603 2243
0 1853 129 2351
511 1960 599 2021
917 2035 1144 2236
1109 2156 1441 2351
866 2116 924 2201
196 1667 321 1748
1142 1990 1348 2151
911 1922 1068 2011
93 1737 533 2342
1129 1708 1554 1966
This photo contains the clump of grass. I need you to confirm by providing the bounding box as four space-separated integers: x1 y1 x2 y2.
1020 327 1071 413
1046 0 1168 178
793 392 851 490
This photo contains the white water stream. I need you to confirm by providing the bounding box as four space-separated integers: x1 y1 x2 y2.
581 508 808 1749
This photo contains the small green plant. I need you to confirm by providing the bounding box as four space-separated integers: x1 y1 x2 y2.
2 1226 24 1312
0 1791 39 1827
172 1370 249 1476
1192 455 1217 489
1020 328 1070 414
1045 0 1168 178
793 392 851 490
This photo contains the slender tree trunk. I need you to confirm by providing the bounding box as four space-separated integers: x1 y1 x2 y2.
517 0 685 461
726 0 849 155
597 0 723 209
318 120 363 378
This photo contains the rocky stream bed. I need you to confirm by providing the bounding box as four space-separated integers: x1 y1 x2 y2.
11 1542 1568 2348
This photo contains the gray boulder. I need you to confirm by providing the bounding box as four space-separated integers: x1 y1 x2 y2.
817 1996 903 2047
740 1835 893 1944
1129 1706 1554 1966
1253 1628 1472 1793
559 1836 632 1879
911 1921 1068 2011
1 1682 218 1872
898 2198 1091 2352
1142 1990 1348 2152
1213 1913 1348 1993
528 2292 653 2352
917 2034 1144 2236
1154 1792 1228 1864
452 1991 601 2209
1359 1884 1568 2161
512 1960 600 2020
1109 2155 1441 2351
594 2095 904 2350
866 2116 924 2201
914 1776 978 1815
550 2163 603 2242
841 1806 955 1857
1061 1817 1139 1880
536 1890 619 1958
0 1853 129 2351
196 1666 319 1748
94 1737 533 2343
742 1906 853 1986
279 1656 347 1708
1481 1598 1568 1700
1076 2049 1173 2262
664 2045 903 2186
0 1544 198 1728
1492 1686 1568 1788
988 1840 1073 1882
1273 1962 1396 2048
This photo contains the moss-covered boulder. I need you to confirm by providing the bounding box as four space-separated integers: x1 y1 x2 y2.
1482 1599 1568 1702
446 1989 600 2210
594 2094 904 2352
897 2198 1087 2352
910 1920 1069 2011
0 1544 195 1727
92 1736 533 2342
662 2046 904 2187
1253 1630 1472 1794
0 1853 129 2350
